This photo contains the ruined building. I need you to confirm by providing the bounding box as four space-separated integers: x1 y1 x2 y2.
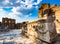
0 22 1 29
22 4 58 44
2 18 15 29
38 4 57 43
21 22 28 36
38 4 60 34
0 18 27 29
15 23 22 29
15 22 27 29
26 20 57 44
0 22 1 26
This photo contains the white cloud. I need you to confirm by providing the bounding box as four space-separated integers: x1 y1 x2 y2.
16 0 33 9
0 6 38 23
15 0 42 9
24 0 33 5
0 8 8 22
27 4 33 9
20 0 33 9
11 6 22 15
33 0 42 5
5 0 10 3
35 6 39 9
24 13 32 19
2 0 10 5
8 12 22 23
10 2 13 5
0 0 42 22
1 0 42 9
0 7 22 23
16 0 22 3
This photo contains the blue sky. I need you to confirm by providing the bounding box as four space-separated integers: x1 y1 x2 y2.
0 0 60 23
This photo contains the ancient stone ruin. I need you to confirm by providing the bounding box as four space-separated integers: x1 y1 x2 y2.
21 3 60 44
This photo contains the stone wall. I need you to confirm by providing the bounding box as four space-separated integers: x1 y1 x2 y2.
15 23 22 29
2 18 15 29
38 4 60 34
0 22 1 26
22 19 57 43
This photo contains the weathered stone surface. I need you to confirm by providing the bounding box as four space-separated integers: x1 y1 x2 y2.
38 4 60 34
